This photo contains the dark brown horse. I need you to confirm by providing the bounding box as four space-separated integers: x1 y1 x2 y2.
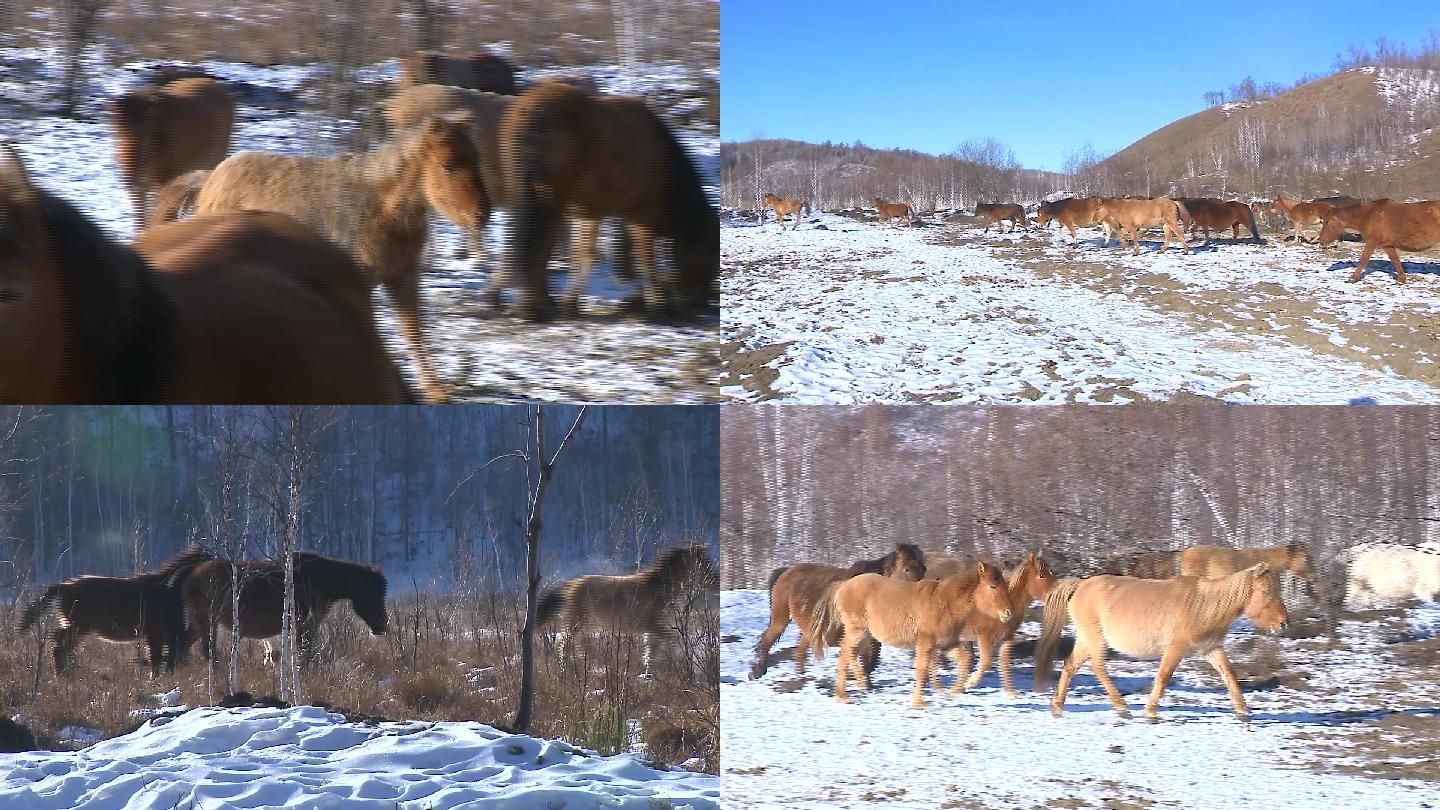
975 202 1027 233
751 543 926 679
181 552 389 659
109 77 233 226
1178 198 1261 243
400 50 518 95
497 81 718 320
0 147 406 404
18 544 214 675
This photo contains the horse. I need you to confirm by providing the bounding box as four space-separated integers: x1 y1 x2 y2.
1178 198 1261 243
761 194 810 230
1093 198 1191 255
1177 543 1314 581
750 543 926 679
109 77 234 227
1036 197 1104 241
812 562 1013 708
1319 199 1440 284
497 81 718 320
1038 564 1288 722
1338 543 1440 610
1267 195 1340 243
18 544 214 676
975 202 1027 234
0 147 406 404
537 543 717 671
400 50 518 95
870 197 915 227
181 552 389 661
928 552 1057 696
161 115 488 403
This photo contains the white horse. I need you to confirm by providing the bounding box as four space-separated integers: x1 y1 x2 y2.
1339 543 1440 610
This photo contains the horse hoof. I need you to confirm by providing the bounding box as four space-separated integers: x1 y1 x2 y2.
1002 689 1020 699
1116 709 1132 720
1145 714 1159 725
1050 706 1063 718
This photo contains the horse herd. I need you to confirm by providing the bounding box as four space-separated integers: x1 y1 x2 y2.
758 190 1440 284
1 49 719 405
750 539 1438 722
16 541 718 682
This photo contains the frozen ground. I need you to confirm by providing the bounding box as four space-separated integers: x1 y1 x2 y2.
721 588 1440 809
0 705 719 809
722 211 1440 403
0 45 718 403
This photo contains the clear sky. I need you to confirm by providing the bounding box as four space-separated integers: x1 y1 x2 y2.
721 1 1439 170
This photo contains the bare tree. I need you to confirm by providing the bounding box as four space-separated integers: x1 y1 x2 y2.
57 0 108 118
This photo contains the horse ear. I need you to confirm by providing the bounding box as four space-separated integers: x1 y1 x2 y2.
0 144 35 203
976 561 988 575
1253 562 1272 576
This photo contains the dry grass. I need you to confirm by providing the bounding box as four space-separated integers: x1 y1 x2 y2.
0 575 719 773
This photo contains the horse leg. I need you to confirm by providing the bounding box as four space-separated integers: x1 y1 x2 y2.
627 225 669 316
1385 246 1407 284
1143 646 1183 722
559 218 599 318
964 634 997 691
835 631 855 703
792 629 807 676
998 638 1017 697
1049 646 1089 717
857 635 879 689
1347 242 1377 283
383 271 447 403
51 627 81 677
751 601 790 679
1206 649 1250 722
911 636 934 708
945 644 973 694
1089 650 1131 718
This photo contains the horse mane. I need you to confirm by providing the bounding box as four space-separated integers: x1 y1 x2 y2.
1190 566 1263 628
638 102 715 243
154 543 216 585
36 190 173 401
291 551 387 600
646 543 715 588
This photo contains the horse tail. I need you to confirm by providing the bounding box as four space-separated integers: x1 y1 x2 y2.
766 566 788 592
807 581 844 662
149 169 210 229
1173 199 1192 230
536 583 568 627
19 584 60 632
1032 577 1082 689
1245 203 1261 242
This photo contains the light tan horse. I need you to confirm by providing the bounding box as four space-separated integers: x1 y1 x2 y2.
1036 197 1104 241
1041 564 1289 722
928 552 1057 696
1268 194 1339 243
761 193 810 230
166 116 488 402
1319 199 1440 284
1178 543 1314 580
0 147 406 404
814 562 1013 708
871 197 915 226
750 543 926 679
537 543 718 670
1093 197 1191 255
975 202 1027 233
109 77 234 227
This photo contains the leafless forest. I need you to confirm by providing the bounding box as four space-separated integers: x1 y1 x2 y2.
720 406 1440 591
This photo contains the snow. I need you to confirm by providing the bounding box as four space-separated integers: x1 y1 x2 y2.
0 48 718 403
722 211 1440 403
722 588 1440 809
0 705 719 809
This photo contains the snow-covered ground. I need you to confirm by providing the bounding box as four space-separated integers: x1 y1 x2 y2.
0 45 718 403
722 588 1440 809
722 211 1440 403
0 705 719 809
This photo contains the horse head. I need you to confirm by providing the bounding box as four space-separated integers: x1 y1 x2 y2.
1243 562 1289 633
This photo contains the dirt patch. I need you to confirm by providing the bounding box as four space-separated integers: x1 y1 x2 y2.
719 334 794 400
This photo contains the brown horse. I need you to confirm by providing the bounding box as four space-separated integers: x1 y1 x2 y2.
167 116 488 402
761 193 810 230
0 147 405 404
871 197 915 226
975 202 1027 233
1268 195 1339 243
928 552 1057 696
400 50 518 95
497 82 718 320
1036 197 1104 241
1094 197 1191 255
1319 199 1440 284
18 544 214 675
109 77 234 227
814 562 1013 708
1179 198 1261 243
1041 564 1289 722
750 543 926 679
1096 549 1179 579
1177 543 1314 580
181 552 389 660
537 543 717 669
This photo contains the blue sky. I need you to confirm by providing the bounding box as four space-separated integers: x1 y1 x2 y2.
721 1 1439 170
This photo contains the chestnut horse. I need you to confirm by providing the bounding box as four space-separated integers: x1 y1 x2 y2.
1094 197 1191 255
498 81 718 320
1038 564 1288 722
975 202 1027 233
0 147 405 404
18 544 214 675
537 543 717 670
750 543 926 678
181 552 389 660
400 50 517 95
813 562 1013 707
1178 198 1261 243
109 77 233 227
1267 195 1338 243
1036 197 1104 241
761 193 810 230
870 197 914 226
928 552 1057 695
164 116 488 402
1319 199 1440 284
